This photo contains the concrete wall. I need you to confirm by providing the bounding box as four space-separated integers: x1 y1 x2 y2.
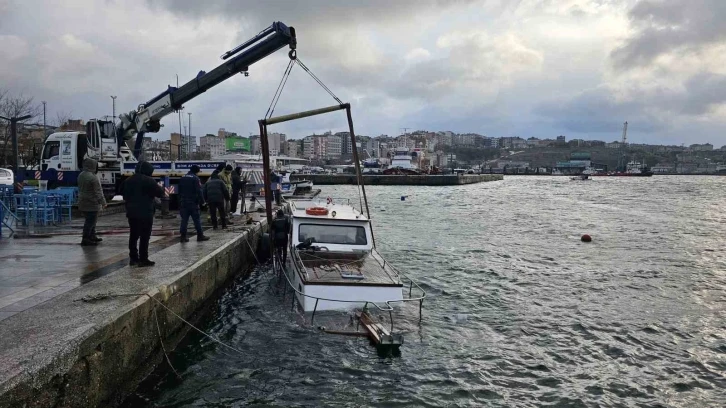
291 174 503 186
0 223 265 408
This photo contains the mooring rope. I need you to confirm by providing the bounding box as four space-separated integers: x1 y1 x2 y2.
76 292 248 357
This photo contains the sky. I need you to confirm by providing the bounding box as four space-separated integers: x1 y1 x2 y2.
2 0 726 146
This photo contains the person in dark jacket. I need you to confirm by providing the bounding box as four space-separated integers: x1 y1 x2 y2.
121 161 164 267
178 165 210 242
270 209 291 264
203 173 230 229
230 167 247 215
77 158 107 246
269 169 282 206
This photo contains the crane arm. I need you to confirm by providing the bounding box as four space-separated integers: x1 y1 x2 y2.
118 22 296 158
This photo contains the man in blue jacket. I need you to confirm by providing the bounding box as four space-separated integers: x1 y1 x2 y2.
178 165 210 243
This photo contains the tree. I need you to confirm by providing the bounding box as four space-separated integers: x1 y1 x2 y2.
54 111 74 129
0 90 41 167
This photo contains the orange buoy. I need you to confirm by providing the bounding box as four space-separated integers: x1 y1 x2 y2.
581 234 592 242
306 207 329 216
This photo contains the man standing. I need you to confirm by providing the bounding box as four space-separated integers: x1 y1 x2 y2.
77 158 106 246
219 164 234 220
203 173 230 229
271 209 291 264
230 167 247 215
270 169 282 206
178 165 210 243
121 161 164 267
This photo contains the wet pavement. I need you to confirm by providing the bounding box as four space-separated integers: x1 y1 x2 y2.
0 207 263 322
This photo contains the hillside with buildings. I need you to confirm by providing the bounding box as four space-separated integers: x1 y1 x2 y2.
4 114 726 174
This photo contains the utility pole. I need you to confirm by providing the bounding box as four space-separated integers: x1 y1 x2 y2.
110 96 117 125
41 101 47 135
176 74 183 161
188 112 192 159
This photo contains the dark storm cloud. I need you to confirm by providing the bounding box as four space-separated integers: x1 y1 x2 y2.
146 0 478 23
612 0 726 69
534 87 665 133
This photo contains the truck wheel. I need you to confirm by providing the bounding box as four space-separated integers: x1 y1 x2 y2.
47 180 59 190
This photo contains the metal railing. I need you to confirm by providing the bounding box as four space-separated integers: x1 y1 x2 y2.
276 244 426 332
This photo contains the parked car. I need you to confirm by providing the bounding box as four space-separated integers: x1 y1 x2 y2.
0 168 13 185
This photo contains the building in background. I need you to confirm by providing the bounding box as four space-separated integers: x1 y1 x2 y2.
201 134 226 157
249 135 260 155
218 128 238 139
170 132 196 158
326 132 341 158
286 139 300 158
336 131 352 156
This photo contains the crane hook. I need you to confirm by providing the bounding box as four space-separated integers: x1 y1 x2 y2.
288 49 297 60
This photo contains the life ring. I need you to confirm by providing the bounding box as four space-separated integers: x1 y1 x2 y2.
306 207 329 216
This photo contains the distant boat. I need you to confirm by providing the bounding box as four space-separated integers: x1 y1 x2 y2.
389 148 418 170
593 161 654 177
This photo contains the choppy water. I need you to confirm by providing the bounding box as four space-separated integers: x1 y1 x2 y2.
124 176 726 407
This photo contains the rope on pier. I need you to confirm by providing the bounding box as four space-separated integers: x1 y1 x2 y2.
76 292 248 358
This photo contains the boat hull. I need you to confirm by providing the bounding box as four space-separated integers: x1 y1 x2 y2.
286 262 403 312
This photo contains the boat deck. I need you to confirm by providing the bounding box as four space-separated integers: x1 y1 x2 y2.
294 250 402 286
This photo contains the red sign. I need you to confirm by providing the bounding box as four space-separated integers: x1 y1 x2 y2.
34 171 41 180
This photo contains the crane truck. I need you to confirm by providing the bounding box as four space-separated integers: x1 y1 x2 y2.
23 22 297 200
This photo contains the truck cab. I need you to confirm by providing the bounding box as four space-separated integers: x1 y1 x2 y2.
40 120 120 172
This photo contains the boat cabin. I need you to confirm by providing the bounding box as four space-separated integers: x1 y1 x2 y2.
286 199 403 311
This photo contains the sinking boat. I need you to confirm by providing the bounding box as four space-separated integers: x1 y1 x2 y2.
282 198 409 311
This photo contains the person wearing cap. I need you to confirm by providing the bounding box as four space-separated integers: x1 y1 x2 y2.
178 165 210 242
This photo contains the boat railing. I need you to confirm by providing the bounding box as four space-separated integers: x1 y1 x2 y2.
289 197 362 214
277 246 427 332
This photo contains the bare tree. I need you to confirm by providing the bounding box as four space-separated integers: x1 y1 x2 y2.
0 91 41 167
54 110 74 129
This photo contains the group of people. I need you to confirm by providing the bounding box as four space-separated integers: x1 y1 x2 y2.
77 160 248 268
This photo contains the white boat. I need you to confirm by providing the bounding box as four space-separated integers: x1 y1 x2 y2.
291 179 313 190
389 148 418 170
281 198 419 312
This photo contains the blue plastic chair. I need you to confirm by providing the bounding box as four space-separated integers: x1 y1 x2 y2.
33 194 56 226
0 200 18 237
0 186 12 210
55 190 74 222
13 194 34 226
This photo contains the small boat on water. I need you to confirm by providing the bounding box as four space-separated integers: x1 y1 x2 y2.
281 198 416 312
570 174 591 181
290 179 314 194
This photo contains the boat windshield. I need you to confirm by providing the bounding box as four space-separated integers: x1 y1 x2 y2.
299 224 367 245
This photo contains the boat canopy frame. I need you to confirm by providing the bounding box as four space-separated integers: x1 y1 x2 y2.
258 103 374 246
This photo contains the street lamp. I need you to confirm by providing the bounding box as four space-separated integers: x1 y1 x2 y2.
110 96 117 125
41 101 47 135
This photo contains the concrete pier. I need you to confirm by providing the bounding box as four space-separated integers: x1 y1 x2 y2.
0 210 269 407
291 174 503 186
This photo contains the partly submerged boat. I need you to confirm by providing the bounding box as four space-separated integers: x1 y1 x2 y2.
280 197 421 312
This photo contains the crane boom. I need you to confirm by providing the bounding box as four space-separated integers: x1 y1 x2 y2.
119 21 297 158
